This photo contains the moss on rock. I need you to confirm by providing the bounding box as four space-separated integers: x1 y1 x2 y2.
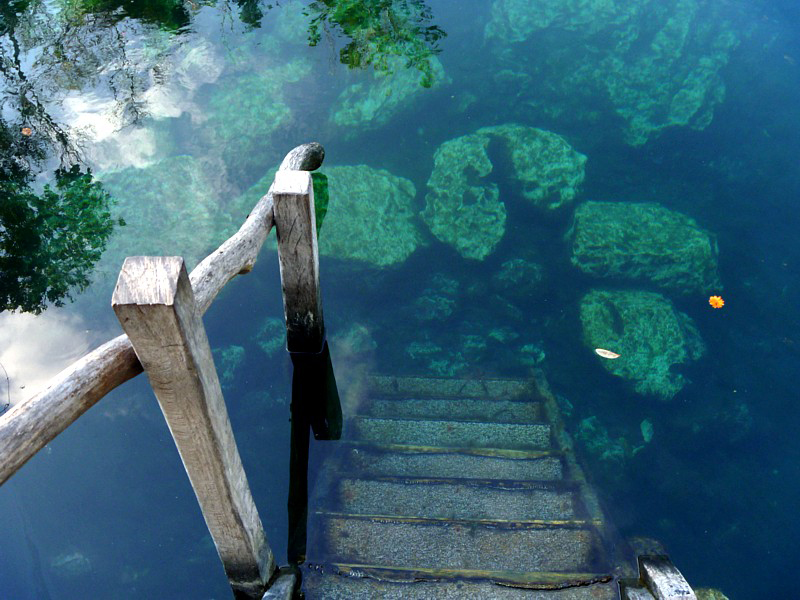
423 125 585 260
570 201 720 295
580 289 705 400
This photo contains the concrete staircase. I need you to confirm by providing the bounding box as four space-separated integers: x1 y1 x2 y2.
302 374 630 598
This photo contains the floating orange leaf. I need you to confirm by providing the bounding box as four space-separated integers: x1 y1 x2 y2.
709 295 724 309
595 348 620 359
20 127 32 136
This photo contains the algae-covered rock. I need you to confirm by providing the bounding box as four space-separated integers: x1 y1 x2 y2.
423 125 585 260
491 258 545 301
413 274 460 321
226 164 416 267
203 58 312 181
575 415 632 466
485 0 740 144
570 201 720 295
695 588 730 600
99 155 229 272
318 165 422 267
478 124 586 210
423 132 504 260
254 316 286 357
580 289 705 400
212 345 245 387
330 54 448 131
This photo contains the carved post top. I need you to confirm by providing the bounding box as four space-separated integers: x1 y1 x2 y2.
112 256 190 307
273 170 313 196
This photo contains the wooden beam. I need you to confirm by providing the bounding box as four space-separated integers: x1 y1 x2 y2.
0 143 324 486
273 170 325 353
638 555 696 600
112 256 273 599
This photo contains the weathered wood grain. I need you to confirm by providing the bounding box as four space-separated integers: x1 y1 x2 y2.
113 256 273 599
0 335 141 485
273 170 325 353
639 555 696 600
0 142 324 486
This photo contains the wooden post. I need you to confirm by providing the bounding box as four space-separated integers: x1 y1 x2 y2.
272 170 325 353
112 256 273 599
638 555 697 600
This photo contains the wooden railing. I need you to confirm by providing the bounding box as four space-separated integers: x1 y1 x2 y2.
0 142 326 600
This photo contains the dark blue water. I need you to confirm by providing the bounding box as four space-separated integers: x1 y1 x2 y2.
1 0 799 597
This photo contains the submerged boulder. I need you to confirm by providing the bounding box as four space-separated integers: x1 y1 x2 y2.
580 289 705 400
99 155 229 272
423 125 585 259
485 0 740 145
330 55 448 131
570 201 720 295
318 165 422 267
423 132 505 260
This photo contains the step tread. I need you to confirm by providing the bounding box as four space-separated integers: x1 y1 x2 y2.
364 396 543 422
312 514 605 573
332 477 579 521
303 569 618 599
351 416 551 450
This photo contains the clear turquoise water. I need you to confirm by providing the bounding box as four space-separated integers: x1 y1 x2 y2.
1 1 799 598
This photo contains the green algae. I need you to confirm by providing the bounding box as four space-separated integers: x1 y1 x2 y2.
485 0 741 144
99 155 229 272
580 289 705 400
423 124 585 260
570 201 721 295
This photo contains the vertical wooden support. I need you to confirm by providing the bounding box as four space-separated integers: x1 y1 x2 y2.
112 256 274 599
272 170 325 353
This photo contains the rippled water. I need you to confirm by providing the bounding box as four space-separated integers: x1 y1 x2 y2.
1 0 799 598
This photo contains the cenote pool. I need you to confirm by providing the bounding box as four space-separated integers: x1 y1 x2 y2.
1 0 799 598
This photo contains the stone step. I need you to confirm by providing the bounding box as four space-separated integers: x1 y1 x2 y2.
313 514 604 573
332 477 579 521
303 566 618 599
363 396 543 422
350 417 551 450
342 443 565 480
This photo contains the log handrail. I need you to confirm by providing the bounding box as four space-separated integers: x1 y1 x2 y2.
0 142 325 487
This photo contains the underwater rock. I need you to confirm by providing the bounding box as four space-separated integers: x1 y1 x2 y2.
413 274 460 321
485 0 740 144
254 317 286 357
423 132 504 260
330 54 448 131
580 289 706 400
212 345 245 387
423 125 585 260
316 165 422 267
491 258 545 301
226 164 416 268
202 58 312 181
695 588 730 600
575 415 632 466
478 124 587 210
570 201 721 295
99 155 229 272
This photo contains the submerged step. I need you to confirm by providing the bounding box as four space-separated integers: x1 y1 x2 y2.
364 396 543 423
315 515 602 573
303 568 618 599
343 444 564 480
333 477 578 521
351 417 551 450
